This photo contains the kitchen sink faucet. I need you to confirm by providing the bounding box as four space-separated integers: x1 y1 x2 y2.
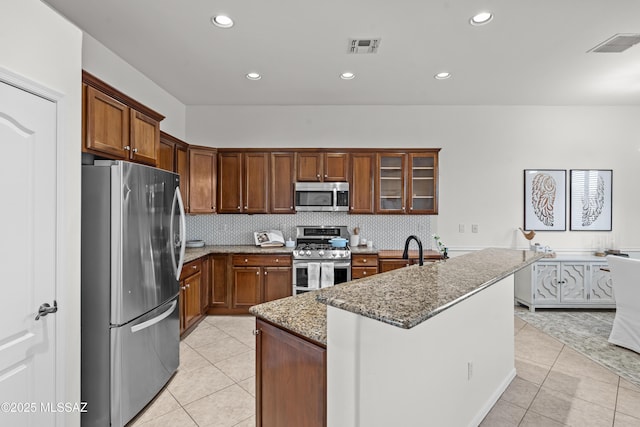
402 235 424 266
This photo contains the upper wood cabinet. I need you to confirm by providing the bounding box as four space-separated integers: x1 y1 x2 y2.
375 150 439 214
189 146 217 214
296 152 349 182
350 153 375 214
159 132 190 211
270 152 296 214
218 151 269 214
82 71 163 166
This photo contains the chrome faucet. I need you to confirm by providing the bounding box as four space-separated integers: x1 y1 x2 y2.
402 235 424 266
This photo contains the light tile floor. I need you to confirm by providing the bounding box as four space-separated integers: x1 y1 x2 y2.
129 314 640 427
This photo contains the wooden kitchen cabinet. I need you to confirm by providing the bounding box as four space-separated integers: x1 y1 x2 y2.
233 267 262 309
209 254 230 309
232 255 292 312
270 152 296 214
375 151 439 214
159 132 190 210
350 153 375 213
180 259 203 335
82 72 163 166
351 254 379 279
218 151 269 214
296 152 349 182
379 258 417 273
188 146 217 213
256 319 326 427
376 153 406 213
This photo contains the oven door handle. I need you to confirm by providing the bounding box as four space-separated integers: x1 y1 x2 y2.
294 261 351 268
332 262 351 268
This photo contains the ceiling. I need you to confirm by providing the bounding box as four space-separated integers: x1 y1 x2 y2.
43 0 640 106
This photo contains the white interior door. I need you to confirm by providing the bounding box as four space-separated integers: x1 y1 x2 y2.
0 80 57 425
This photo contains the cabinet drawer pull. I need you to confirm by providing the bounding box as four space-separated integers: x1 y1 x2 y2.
192 265 197 269
275 259 279 262
363 259 367 263
363 271 367 275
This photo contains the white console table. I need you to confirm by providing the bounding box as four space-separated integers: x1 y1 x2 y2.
514 255 615 312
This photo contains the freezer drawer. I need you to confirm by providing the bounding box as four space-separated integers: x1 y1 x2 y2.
110 297 180 427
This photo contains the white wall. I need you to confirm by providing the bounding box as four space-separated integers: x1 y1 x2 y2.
187 105 640 253
1 0 82 425
82 34 187 139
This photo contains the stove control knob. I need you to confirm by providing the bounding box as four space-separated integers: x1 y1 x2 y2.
305 250 311 256
293 250 299 257
318 250 325 257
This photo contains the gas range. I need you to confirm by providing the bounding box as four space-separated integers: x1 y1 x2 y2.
293 225 351 260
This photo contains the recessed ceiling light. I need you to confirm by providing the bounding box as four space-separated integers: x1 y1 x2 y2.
470 12 493 26
434 72 451 80
211 15 234 28
340 72 355 80
246 72 261 80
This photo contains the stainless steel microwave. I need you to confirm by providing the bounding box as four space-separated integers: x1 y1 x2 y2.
295 182 349 212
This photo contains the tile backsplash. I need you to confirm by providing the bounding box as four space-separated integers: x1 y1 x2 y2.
186 212 433 250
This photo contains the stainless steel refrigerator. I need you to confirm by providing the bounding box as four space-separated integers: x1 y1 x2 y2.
81 160 186 427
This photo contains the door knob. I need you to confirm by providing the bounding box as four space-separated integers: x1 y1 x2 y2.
35 300 58 321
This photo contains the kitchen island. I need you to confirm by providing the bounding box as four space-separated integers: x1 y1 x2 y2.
250 248 543 427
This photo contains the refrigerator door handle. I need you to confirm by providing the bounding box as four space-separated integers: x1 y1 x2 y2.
130 300 177 333
170 186 187 280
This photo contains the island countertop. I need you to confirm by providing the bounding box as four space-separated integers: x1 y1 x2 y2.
250 248 544 344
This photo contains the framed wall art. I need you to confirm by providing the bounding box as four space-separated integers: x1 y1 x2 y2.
523 169 566 231
570 169 612 231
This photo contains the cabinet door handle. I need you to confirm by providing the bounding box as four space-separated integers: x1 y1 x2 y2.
409 206 413 211
192 265 197 269
237 206 241 210
244 205 248 209
181 286 186 290
252 329 261 336
256 271 259 275
324 174 328 178
264 271 267 275
185 284 190 288
124 145 131 151
132 148 138 153
316 174 320 179
290 206 293 209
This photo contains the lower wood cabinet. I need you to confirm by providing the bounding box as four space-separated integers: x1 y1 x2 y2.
232 255 292 312
256 319 326 427
180 258 204 335
378 258 419 273
351 254 379 279
205 254 293 316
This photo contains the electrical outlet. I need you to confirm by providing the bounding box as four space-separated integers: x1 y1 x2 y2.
459 224 465 233
472 224 479 233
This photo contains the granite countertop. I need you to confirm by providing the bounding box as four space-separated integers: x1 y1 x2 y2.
184 245 294 263
318 248 544 329
250 248 544 344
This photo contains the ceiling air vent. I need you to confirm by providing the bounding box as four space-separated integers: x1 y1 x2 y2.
589 33 640 53
348 38 381 54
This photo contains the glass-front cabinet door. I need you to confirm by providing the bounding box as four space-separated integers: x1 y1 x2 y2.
408 153 437 214
376 153 405 213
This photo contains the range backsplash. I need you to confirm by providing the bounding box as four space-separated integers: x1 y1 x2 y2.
186 212 433 250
